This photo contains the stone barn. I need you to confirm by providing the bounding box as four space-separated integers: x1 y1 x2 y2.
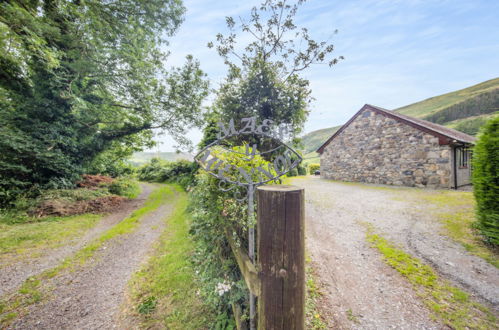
317 104 475 189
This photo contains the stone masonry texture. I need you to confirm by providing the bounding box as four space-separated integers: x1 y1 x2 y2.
320 109 452 188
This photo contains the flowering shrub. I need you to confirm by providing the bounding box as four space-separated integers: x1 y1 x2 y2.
188 146 280 327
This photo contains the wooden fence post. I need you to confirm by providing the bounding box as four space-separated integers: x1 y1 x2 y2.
257 185 305 330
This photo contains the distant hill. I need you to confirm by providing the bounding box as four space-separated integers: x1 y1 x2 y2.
301 78 499 164
129 152 194 166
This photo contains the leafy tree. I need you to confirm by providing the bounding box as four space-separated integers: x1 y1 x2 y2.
191 0 342 325
0 0 208 205
206 0 343 139
472 116 499 245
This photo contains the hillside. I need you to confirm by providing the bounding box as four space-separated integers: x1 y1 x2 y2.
301 78 499 162
129 152 194 166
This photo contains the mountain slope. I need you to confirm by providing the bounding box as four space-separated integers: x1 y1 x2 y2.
395 78 499 119
301 78 499 161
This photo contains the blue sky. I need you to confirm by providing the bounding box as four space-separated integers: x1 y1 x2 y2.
151 0 499 152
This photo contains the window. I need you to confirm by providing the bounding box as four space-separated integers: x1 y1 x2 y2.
457 147 472 168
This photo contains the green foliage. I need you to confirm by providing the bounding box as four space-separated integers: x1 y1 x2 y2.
472 116 499 245
188 171 248 325
137 159 197 188
0 0 208 205
108 178 141 199
297 163 307 176
309 163 320 175
85 145 137 178
138 297 157 315
187 146 280 325
128 189 216 328
192 0 341 323
446 113 499 136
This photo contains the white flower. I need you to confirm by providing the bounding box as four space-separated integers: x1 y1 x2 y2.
215 280 233 296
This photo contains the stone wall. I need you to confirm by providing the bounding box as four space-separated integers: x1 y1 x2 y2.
320 109 452 188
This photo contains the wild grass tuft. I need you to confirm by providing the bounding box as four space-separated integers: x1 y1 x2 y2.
305 255 328 329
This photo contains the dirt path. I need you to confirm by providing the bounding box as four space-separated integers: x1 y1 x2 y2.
290 177 499 329
6 184 177 329
0 184 155 298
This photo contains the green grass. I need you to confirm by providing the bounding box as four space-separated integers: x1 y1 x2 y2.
363 223 496 329
0 214 102 259
305 255 328 329
414 190 499 268
302 151 320 165
129 151 193 166
126 186 214 329
446 112 499 136
301 126 340 154
59 184 173 269
0 184 173 327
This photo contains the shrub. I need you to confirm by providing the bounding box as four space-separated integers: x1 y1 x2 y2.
108 177 141 199
137 159 197 189
472 116 499 245
308 163 320 175
287 168 298 177
188 146 280 325
297 163 307 176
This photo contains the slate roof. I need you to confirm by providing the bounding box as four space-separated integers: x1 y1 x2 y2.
317 104 476 154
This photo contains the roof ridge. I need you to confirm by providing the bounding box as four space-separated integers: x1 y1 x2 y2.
317 104 475 154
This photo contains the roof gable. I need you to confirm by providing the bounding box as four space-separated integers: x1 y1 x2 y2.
316 104 476 154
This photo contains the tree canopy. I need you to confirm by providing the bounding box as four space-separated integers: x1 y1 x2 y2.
472 116 499 245
206 0 342 142
0 0 208 204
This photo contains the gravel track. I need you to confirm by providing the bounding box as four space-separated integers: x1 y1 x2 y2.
290 176 499 329
0 184 154 297
7 184 176 330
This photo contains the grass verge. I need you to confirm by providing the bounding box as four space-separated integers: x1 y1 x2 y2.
124 186 214 329
417 190 498 268
362 223 496 329
0 214 102 260
305 255 328 329
0 184 172 327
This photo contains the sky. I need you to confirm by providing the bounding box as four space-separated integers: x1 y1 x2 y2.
150 0 499 152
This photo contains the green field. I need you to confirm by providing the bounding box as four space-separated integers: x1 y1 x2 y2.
129 152 193 166
301 78 499 155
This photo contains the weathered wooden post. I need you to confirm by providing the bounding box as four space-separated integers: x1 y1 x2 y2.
257 185 305 330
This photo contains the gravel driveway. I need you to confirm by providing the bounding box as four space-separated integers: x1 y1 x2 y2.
289 176 499 329
6 184 176 329
0 184 154 297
